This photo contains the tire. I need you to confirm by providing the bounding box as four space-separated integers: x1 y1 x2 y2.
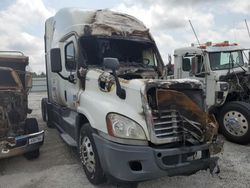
41 98 48 122
78 123 106 185
41 98 54 128
24 149 40 160
219 101 250 144
24 118 40 160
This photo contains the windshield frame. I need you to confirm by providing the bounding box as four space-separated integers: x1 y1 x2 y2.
0 68 23 90
79 36 164 70
208 50 244 71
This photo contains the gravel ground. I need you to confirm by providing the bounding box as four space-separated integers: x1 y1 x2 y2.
0 92 250 188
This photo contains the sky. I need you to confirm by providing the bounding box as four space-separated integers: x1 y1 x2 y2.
0 0 250 73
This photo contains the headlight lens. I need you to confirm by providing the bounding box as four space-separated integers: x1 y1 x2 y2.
106 113 146 140
220 83 229 91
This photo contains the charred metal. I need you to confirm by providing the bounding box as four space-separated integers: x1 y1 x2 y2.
0 91 26 138
144 80 220 151
219 71 250 102
80 36 164 80
0 52 44 159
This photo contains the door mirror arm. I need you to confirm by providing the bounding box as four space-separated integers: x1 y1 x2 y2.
56 72 75 83
68 74 76 83
57 72 68 80
103 58 126 100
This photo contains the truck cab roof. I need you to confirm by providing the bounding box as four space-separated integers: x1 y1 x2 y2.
47 8 152 43
0 51 28 65
204 45 246 52
174 42 246 55
0 51 29 89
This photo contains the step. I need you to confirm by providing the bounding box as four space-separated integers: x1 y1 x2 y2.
60 133 77 147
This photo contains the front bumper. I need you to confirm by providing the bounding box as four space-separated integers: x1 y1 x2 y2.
0 130 44 159
94 134 220 182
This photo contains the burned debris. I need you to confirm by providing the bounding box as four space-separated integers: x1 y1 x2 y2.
145 80 219 147
0 51 44 159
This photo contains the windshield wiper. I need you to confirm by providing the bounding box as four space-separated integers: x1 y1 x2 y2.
234 55 246 73
234 62 246 72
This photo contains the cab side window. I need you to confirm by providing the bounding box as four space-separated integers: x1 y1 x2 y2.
182 57 191 71
65 42 76 71
182 55 203 72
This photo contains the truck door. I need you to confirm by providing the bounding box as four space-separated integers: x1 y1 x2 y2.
181 55 206 83
182 54 219 107
60 36 80 110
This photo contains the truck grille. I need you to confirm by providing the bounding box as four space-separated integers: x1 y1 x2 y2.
152 110 203 144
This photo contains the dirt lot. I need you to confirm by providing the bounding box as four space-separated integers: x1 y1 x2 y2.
0 92 250 188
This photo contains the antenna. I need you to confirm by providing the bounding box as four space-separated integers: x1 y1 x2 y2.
189 20 202 47
188 20 208 112
245 19 250 38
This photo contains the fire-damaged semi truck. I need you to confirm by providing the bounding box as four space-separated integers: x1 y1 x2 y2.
0 51 44 159
41 8 223 186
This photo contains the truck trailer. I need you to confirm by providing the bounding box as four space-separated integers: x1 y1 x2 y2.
41 8 222 186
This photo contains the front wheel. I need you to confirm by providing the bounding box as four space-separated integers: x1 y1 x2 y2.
219 101 250 144
78 124 106 185
41 98 54 128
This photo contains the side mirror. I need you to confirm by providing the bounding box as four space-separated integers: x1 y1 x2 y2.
191 56 206 77
103 58 126 100
50 48 62 73
191 56 198 75
103 58 120 71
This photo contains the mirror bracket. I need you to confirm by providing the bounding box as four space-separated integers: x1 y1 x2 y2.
56 72 76 84
57 72 68 81
68 74 76 83
103 58 126 100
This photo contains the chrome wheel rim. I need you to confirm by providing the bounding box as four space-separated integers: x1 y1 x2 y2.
223 111 248 137
80 136 96 173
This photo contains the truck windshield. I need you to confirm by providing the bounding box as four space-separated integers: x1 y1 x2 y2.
0 69 18 88
209 51 244 70
80 37 160 68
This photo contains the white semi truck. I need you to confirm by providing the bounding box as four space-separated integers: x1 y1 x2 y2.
41 8 222 186
174 41 250 144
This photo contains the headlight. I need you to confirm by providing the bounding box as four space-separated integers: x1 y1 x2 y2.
106 113 146 140
220 83 229 91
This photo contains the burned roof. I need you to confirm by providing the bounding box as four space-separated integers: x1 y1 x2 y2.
50 8 152 42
